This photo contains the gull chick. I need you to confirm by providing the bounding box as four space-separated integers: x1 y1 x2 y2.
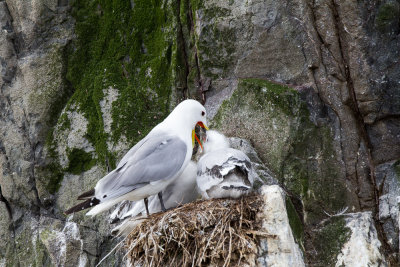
197 130 254 199
65 99 208 216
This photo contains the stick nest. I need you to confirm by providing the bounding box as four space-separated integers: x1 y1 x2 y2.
125 194 268 266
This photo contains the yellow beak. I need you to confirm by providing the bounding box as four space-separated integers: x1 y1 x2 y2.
192 130 204 150
197 121 209 130
192 122 208 149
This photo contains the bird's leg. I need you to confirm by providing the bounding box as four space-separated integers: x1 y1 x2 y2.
158 192 167 212
144 197 150 216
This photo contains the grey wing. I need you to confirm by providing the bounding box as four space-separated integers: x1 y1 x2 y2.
116 135 149 169
95 135 187 201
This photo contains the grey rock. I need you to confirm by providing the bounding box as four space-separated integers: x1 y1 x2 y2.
376 161 400 252
229 137 278 186
336 212 387 267
257 185 305 267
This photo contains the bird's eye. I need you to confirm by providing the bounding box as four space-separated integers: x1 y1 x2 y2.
201 111 205 116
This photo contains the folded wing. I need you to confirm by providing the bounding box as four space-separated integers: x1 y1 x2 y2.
65 134 188 215
95 134 188 202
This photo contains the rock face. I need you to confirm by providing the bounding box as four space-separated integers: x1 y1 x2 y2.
335 212 387 267
257 185 305 267
0 0 399 266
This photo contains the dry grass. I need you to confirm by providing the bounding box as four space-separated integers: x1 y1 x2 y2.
125 194 272 267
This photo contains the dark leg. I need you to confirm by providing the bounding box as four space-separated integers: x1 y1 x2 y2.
158 192 167 212
144 197 150 216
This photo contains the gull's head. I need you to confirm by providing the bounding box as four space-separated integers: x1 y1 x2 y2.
203 130 230 153
164 99 208 133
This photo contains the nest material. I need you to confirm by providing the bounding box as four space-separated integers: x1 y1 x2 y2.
125 194 270 267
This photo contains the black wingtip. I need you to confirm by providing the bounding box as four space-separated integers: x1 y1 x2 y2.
109 217 120 224
77 188 95 200
65 197 100 215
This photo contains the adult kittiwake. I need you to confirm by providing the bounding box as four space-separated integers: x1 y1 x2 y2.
110 160 198 221
110 161 198 236
197 130 254 199
65 99 208 216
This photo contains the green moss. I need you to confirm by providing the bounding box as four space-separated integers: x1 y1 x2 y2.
66 148 96 175
212 78 303 173
243 78 300 115
314 217 351 266
375 1 400 32
212 78 299 127
40 0 190 195
64 0 180 169
202 6 231 19
8 222 51 267
58 112 71 131
43 131 65 194
285 197 304 250
189 0 204 22
33 233 50 267
394 160 400 183
194 4 236 79
44 162 65 194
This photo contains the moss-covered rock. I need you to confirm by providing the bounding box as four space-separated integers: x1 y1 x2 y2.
2 216 51 267
394 160 400 182
63 0 179 165
375 0 400 34
312 216 351 266
286 196 304 251
27 1 192 265
40 0 186 198
212 78 348 235
66 148 96 175
212 78 299 170
194 2 237 79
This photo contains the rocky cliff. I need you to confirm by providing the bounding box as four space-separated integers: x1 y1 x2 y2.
0 0 399 266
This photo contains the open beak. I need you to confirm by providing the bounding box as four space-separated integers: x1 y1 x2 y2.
192 122 208 149
192 130 204 150
196 121 209 130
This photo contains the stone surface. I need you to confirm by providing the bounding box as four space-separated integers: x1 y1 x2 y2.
229 137 278 187
257 185 305 267
376 161 400 253
336 212 387 267
211 78 351 227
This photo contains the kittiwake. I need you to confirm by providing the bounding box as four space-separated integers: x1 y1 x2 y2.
110 161 198 236
196 130 254 199
65 99 208 216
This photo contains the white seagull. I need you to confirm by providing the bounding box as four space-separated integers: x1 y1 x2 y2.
65 99 208 216
197 130 254 199
110 161 198 236
110 160 198 221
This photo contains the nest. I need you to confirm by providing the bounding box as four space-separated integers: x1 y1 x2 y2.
125 194 270 266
